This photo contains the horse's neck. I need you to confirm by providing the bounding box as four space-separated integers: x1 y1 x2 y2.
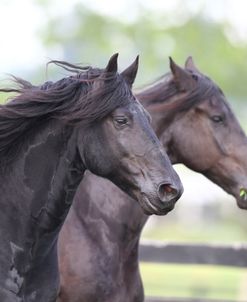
71 171 148 252
0 122 85 298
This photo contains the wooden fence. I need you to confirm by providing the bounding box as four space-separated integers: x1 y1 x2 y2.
139 240 247 302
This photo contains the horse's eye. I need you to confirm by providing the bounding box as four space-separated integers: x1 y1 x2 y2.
192 74 198 81
211 115 224 123
114 117 128 126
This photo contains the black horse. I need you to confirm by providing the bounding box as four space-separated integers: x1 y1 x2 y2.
0 54 183 302
58 57 247 302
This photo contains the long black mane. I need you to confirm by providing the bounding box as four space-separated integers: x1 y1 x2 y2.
136 70 224 113
0 61 133 161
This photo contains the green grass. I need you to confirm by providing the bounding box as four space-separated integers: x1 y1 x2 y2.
140 263 247 300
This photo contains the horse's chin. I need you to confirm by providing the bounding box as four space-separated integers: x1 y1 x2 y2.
138 193 174 215
231 186 247 209
236 195 247 209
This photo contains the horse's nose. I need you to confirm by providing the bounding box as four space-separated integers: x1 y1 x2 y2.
157 182 181 202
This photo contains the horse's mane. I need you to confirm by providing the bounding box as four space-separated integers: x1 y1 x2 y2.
0 61 133 161
136 70 223 114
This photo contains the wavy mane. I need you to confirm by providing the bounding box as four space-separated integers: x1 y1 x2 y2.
136 71 223 114
0 61 133 161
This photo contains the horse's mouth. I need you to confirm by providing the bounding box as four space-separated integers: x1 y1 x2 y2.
138 193 174 215
236 188 247 209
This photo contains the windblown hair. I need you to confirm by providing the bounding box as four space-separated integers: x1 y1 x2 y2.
136 70 225 114
0 61 134 161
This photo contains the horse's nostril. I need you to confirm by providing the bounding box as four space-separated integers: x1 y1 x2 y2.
158 183 179 202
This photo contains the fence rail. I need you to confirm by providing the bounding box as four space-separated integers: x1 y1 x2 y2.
139 240 247 302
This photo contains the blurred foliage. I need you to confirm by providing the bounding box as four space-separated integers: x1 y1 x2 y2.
33 1 247 104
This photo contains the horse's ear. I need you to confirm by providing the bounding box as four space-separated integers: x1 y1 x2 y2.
105 53 119 73
185 56 200 73
94 54 118 90
121 55 139 86
169 57 196 91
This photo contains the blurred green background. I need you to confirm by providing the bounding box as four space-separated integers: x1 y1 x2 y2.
1 0 247 300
